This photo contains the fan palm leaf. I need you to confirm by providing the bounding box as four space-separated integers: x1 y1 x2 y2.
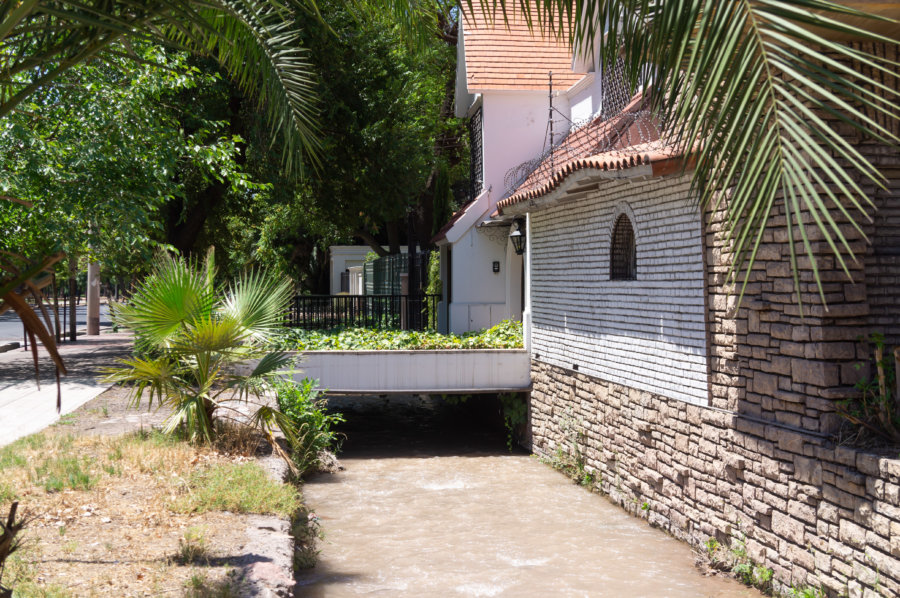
499 0 899 302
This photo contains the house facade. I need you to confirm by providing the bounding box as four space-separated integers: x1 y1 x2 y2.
434 4 586 334
472 8 900 596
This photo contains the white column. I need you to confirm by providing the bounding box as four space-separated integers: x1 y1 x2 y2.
87 261 100 335
523 213 532 353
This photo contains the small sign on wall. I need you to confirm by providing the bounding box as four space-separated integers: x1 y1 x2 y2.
493 261 500 273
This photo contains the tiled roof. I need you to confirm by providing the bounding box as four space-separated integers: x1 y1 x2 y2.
497 96 688 213
461 2 585 92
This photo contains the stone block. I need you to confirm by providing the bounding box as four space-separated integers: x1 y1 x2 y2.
792 359 840 386
839 518 867 549
795 456 823 486
773 511 807 545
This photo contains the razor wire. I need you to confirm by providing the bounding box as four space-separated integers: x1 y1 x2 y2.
504 58 663 198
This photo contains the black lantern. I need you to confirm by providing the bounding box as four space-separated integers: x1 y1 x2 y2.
509 219 526 255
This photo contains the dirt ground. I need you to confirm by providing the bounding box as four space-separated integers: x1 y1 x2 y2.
3 386 288 597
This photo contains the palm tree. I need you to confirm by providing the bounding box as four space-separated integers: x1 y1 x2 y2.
483 0 899 301
104 251 297 453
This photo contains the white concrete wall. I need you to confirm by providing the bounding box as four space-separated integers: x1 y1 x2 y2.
528 175 709 405
292 349 531 393
481 92 568 201
449 226 511 333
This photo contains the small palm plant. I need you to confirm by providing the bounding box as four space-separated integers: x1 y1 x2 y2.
105 251 297 458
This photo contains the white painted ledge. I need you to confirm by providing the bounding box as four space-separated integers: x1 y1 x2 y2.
285 349 531 394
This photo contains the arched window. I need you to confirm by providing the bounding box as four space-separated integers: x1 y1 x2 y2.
610 214 636 280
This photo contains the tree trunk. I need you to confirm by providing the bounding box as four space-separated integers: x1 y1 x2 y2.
67 255 77 342
354 230 389 256
386 220 401 254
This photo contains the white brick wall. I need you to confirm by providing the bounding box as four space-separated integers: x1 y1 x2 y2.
529 175 709 405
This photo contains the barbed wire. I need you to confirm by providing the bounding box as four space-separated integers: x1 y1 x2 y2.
504 59 663 198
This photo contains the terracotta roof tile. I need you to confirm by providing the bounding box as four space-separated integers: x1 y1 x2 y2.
497 95 689 213
462 2 585 92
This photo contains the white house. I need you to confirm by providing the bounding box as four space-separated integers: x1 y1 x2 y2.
434 3 586 334
328 245 406 295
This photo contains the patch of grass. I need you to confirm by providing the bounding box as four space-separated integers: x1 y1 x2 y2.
0 480 17 503
53 413 77 426
2 552 71 597
171 463 301 518
62 540 79 554
32 456 95 492
292 509 323 570
177 526 210 564
184 573 241 598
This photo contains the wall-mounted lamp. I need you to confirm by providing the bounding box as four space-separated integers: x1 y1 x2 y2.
509 218 526 255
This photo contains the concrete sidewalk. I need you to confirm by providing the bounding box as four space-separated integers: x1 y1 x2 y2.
0 332 133 446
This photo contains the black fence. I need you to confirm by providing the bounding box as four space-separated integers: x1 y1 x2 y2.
286 294 441 331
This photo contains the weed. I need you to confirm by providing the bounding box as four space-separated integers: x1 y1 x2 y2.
0 480 17 503
641 502 650 512
785 585 825 598
292 508 323 570
53 413 77 426
836 333 899 443
498 393 527 451
58 525 66 536
170 463 301 518
101 404 109 418
177 526 210 564
274 377 344 475
107 445 123 461
103 463 121 476
33 456 95 492
706 533 774 593
184 573 240 598
62 540 78 554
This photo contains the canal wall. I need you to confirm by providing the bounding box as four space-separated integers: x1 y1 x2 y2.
529 361 900 596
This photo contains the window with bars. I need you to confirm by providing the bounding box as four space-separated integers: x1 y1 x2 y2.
610 214 636 280
467 106 484 200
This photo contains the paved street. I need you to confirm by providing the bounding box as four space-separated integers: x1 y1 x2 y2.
0 303 112 342
0 332 133 446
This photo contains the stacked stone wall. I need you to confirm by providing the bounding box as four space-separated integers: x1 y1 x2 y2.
530 361 900 596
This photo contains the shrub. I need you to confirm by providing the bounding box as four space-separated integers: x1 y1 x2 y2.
274 377 344 475
836 333 899 444
105 251 297 460
272 319 523 351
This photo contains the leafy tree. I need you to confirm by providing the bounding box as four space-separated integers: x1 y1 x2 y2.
0 46 256 275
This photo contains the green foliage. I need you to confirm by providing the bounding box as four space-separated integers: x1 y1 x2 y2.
171 462 301 517
498 392 527 452
273 319 523 351
32 456 95 492
837 333 899 444
105 252 296 448
0 46 256 276
274 377 345 475
177 526 211 564
706 533 774 593
425 250 442 297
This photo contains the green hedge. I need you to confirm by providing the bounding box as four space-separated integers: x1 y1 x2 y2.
272 319 523 351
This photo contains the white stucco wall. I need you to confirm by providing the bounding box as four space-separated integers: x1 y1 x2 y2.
481 92 569 200
448 226 512 333
527 175 709 405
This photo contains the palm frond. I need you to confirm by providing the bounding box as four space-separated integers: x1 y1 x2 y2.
219 268 293 343
525 0 900 301
111 253 215 348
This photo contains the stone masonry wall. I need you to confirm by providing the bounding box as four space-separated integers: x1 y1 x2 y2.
530 361 900 596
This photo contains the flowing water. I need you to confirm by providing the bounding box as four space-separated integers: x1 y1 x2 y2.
295 396 758 598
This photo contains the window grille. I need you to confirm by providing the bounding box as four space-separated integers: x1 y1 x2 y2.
467 106 484 200
610 214 636 280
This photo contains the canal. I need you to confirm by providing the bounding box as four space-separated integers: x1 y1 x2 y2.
295 395 758 597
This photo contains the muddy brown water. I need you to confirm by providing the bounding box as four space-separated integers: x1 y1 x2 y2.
295 395 759 597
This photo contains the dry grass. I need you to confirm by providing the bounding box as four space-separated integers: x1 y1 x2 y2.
0 426 292 597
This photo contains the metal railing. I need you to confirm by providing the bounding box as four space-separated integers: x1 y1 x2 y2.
286 294 441 331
